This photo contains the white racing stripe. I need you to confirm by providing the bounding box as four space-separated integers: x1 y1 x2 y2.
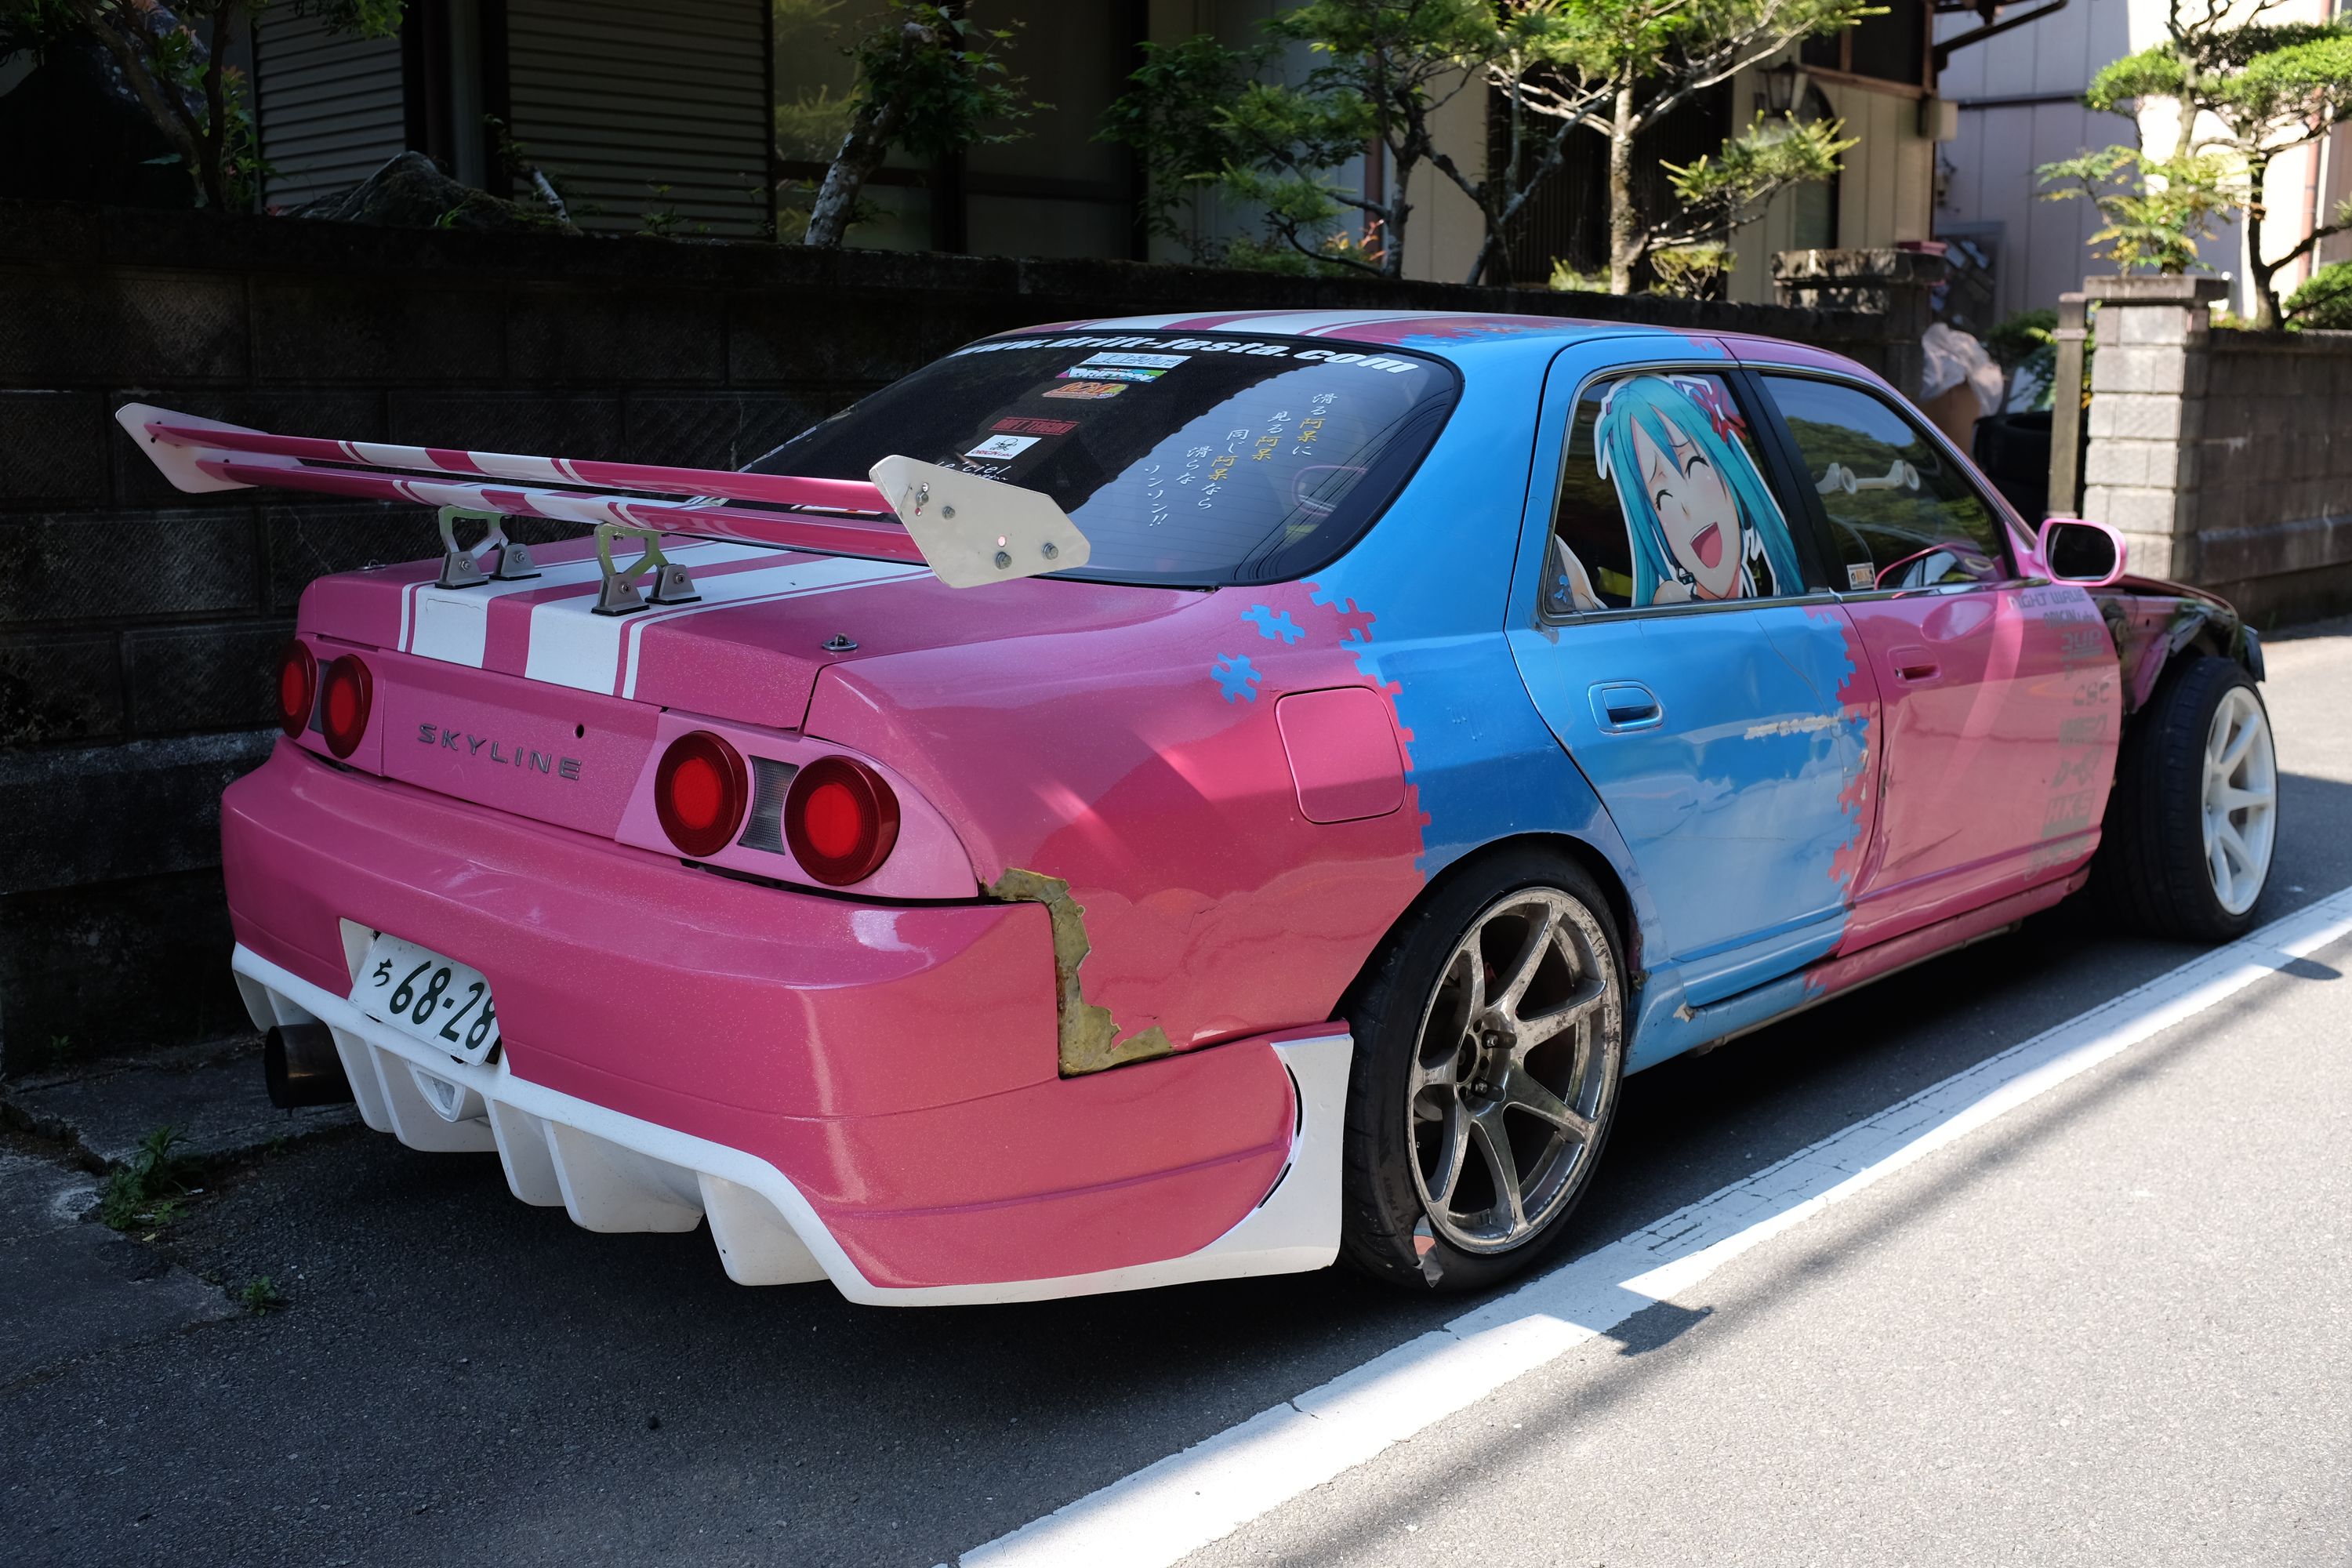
962 886 2352 1568
521 554 927 696
399 541 770 669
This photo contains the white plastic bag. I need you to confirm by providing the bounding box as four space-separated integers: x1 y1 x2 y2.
1919 322 2005 417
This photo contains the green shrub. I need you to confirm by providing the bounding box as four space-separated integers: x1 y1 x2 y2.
2285 261 2352 329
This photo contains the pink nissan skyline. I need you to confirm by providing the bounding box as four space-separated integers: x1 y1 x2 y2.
120 310 2278 1305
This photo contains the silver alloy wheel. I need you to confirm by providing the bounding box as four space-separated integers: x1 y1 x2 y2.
2201 685 2278 916
1406 888 1621 1254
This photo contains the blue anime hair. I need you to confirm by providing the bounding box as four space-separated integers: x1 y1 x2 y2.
1595 375 1802 605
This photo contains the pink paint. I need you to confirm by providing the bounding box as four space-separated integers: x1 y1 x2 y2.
612 706 978 899
1836 583 2121 951
379 651 652 837
220 739 1300 1288
804 579 1429 1054
1277 687 1406 823
140 415 895 514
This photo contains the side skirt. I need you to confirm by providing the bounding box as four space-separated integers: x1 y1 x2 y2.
1675 873 2089 1058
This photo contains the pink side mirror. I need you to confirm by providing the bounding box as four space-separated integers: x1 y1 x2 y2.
2038 517 2127 588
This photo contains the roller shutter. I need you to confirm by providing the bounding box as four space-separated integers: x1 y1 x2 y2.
253 9 408 209
506 0 771 237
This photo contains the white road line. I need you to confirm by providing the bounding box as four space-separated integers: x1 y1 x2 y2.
961 887 2352 1568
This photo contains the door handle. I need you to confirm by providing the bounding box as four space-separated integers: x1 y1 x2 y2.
1591 681 1662 731
1890 646 1940 684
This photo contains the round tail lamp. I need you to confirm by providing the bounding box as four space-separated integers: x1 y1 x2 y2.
784 756 900 887
655 731 750 858
275 640 317 739
318 655 372 759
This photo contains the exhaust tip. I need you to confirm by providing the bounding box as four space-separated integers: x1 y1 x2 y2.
263 1022 353 1109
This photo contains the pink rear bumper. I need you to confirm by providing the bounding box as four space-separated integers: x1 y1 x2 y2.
223 742 1321 1298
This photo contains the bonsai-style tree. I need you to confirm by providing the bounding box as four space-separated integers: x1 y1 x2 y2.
800 1 1036 249
0 0 401 209
1104 0 1867 290
1486 0 1876 292
2035 143 2235 275
2063 0 2352 327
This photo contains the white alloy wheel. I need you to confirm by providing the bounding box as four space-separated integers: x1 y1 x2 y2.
2200 684 2277 916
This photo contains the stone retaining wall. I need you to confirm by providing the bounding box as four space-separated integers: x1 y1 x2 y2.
2077 274 2352 626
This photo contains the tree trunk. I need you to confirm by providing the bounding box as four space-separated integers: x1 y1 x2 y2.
802 100 900 249
1606 83 1638 295
1381 151 1414 279
2241 156 2280 330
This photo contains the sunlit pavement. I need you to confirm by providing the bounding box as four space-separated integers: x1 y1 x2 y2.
6 618 2350 1568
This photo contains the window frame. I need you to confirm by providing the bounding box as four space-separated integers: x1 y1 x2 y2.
1532 361 1839 626
1741 364 2027 601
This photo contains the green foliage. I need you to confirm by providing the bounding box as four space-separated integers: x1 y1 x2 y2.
800 1 1040 246
1985 307 2060 408
238 1276 287 1314
1656 111 1853 246
2037 145 2232 274
1096 34 1281 262
848 2 1035 161
97 1124 193 1232
1548 257 1610 292
0 1 403 209
1646 243 1734 298
2072 10 2352 325
2284 260 2352 328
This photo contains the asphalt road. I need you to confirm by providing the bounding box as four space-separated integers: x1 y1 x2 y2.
7 618 2350 1568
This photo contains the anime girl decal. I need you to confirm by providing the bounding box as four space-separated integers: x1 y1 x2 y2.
1594 375 1802 606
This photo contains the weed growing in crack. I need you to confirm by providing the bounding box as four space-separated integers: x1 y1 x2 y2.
98 1124 193 1232
238 1277 286 1314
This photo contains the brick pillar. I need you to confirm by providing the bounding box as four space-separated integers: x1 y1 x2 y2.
2077 274 2227 582
1770 246 1949 403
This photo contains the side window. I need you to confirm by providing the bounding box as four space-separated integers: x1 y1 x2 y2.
1545 371 1808 614
1759 375 2009 592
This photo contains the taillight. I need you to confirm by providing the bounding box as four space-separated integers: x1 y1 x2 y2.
655 731 750 858
319 655 372 759
784 756 899 887
275 640 316 739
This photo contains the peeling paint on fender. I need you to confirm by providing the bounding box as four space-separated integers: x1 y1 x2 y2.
987 866 1175 1076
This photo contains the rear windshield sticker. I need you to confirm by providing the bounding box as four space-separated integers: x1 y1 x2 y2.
1044 381 1127 400
1076 352 1189 371
1060 365 1163 383
994 416 1077 436
956 333 1421 374
965 434 1041 461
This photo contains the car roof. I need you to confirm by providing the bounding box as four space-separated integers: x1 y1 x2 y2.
1001 308 1664 360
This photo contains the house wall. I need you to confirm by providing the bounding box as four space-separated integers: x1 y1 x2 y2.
1936 0 2349 321
249 6 408 211
1729 66 1938 305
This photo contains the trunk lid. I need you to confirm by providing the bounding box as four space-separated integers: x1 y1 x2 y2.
297 535 1193 830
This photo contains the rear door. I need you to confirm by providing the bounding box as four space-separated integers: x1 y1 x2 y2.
1507 357 1880 1007
1746 369 2121 948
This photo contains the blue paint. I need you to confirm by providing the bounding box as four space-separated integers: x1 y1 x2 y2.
1210 654 1261 703
1241 605 1305 644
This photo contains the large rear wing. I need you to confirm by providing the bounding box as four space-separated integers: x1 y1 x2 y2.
115 404 1090 601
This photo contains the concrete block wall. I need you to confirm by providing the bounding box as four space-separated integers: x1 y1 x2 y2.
2076 273 2352 624
0 199 1908 1071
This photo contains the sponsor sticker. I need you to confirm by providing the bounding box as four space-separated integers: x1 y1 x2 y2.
994 416 1078 436
1075 352 1189 370
1044 381 1127 401
965 434 1040 461
1059 365 1163 383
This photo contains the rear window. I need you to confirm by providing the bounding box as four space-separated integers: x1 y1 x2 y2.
746 332 1460 586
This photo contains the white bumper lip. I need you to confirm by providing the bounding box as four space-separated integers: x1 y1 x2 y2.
230 944 1350 1307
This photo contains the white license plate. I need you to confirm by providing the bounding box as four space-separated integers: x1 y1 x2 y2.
350 931 502 1063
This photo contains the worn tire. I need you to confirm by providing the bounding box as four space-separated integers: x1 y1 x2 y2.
1339 848 1627 1293
2097 655 2278 942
